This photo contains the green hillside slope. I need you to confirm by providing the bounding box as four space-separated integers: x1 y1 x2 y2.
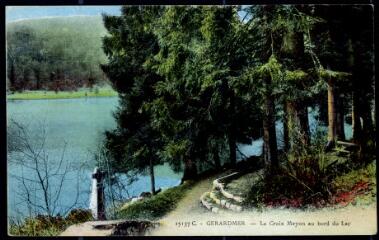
6 16 109 91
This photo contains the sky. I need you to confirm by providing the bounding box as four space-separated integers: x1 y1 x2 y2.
6 6 250 23
6 6 122 23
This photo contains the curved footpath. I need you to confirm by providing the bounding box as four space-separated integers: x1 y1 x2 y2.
160 173 221 219
61 171 377 236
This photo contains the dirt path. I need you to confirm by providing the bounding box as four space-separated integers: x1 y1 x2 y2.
160 174 217 219
60 220 124 236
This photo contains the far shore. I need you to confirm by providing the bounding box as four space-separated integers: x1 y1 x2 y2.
7 87 118 100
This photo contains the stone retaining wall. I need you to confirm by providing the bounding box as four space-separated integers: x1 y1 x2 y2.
212 172 244 203
200 192 222 213
209 191 242 212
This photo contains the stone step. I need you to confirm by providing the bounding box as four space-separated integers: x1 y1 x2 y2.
212 172 245 203
200 192 225 214
208 190 243 212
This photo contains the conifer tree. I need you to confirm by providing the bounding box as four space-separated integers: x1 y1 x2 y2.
102 6 163 194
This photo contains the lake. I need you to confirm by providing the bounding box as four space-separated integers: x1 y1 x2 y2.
7 97 182 220
237 107 353 158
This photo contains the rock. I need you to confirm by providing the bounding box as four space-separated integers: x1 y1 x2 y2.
111 220 159 236
235 206 243 212
211 207 219 213
131 197 143 203
60 220 158 236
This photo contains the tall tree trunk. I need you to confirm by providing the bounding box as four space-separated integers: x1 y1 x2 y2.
198 136 208 173
181 158 197 182
283 100 290 152
298 103 310 145
229 92 237 167
23 70 30 90
287 101 310 150
228 132 236 167
352 84 374 159
361 100 374 157
361 103 374 137
327 78 337 146
282 30 310 149
34 69 41 90
348 37 362 144
352 89 362 143
149 158 156 194
213 143 221 169
262 75 278 168
336 95 346 141
9 63 16 92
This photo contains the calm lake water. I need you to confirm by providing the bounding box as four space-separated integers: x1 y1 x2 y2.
7 97 352 220
237 108 353 158
7 97 182 220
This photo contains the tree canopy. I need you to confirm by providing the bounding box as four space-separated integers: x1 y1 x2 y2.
101 5 375 191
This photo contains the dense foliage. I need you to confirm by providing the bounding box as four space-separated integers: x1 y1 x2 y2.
6 16 108 92
102 6 374 195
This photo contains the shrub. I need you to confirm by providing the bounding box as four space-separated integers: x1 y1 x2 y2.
243 179 265 209
243 144 376 209
117 181 192 220
9 208 93 236
9 215 65 236
65 208 93 224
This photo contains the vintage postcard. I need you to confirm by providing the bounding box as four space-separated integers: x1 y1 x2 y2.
5 5 376 236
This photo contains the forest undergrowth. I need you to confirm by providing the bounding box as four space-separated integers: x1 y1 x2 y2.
244 145 376 209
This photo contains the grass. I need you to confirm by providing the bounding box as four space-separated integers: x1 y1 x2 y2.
117 181 193 221
7 87 118 100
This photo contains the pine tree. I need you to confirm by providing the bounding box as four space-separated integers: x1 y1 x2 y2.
102 6 163 194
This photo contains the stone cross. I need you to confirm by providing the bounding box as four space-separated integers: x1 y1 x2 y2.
91 167 106 220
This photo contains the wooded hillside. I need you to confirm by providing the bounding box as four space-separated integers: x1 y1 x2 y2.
6 16 108 92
